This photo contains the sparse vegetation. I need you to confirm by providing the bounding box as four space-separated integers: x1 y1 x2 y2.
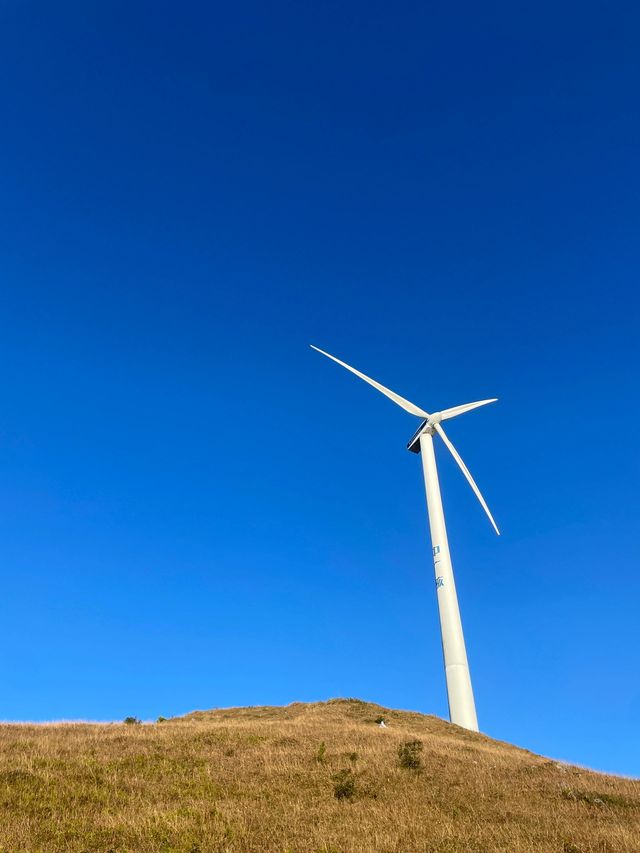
561 787 635 808
0 699 637 851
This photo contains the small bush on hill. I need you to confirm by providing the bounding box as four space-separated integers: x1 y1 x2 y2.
398 739 423 770
123 717 141 725
332 769 356 800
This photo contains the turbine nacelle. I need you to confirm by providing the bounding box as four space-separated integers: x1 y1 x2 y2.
407 418 433 452
407 407 483 452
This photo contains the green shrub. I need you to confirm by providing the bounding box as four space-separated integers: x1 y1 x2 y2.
332 768 356 800
316 741 327 763
398 739 423 770
123 717 142 725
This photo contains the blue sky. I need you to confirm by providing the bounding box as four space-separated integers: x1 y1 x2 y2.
0 1 638 775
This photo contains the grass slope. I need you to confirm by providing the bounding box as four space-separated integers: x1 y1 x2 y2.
0 699 638 852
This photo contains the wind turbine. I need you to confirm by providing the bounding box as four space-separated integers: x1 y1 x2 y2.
310 345 500 732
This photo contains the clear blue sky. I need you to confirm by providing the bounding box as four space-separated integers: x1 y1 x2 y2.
0 2 638 776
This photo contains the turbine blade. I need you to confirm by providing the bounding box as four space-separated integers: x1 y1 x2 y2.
310 345 429 418
439 399 498 421
433 422 500 535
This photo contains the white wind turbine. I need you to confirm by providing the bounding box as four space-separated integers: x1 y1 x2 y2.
311 345 500 732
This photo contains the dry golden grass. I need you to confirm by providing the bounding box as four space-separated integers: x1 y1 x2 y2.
0 699 638 852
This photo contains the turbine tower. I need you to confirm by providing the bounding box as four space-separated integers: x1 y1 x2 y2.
311 345 500 732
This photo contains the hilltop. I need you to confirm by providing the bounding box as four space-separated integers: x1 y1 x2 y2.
0 699 638 852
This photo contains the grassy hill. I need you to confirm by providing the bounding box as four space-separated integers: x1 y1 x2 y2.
0 699 638 852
